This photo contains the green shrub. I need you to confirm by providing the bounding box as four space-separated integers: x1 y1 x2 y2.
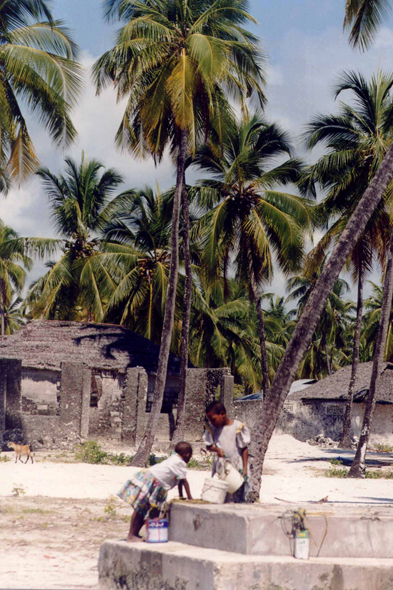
148 453 166 466
329 458 343 466
106 452 133 465
12 484 26 496
74 441 108 464
104 495 118 517
325 467 348 478
0 455 10 463
374 443 393 453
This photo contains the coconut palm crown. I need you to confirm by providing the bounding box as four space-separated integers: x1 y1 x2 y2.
0 0 83 187
193 113 312 390
25 155 125 321
94 0 266 158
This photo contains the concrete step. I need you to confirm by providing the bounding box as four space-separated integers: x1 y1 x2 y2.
98 539 393 590
169 501 393 558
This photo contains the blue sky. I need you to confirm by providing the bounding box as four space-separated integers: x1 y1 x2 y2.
3 0 393 297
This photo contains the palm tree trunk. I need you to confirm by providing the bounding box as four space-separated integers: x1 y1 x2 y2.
172 176 192 445
348 233 393 477
247 142 393 502
249 275 269 394
0 286 5 337
131 130 188 467
325 341 332 376
340 257 364 449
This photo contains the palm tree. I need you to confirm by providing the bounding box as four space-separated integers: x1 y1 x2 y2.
3 295 26 334
362 281 393 360
344 0 390 50
0 0 82 187
287 270 354 378
247 145 393 501
189 277 281 392
101 187 179 341
303 70 393 447
0 223 32 336
25 155 125 321
349 231 393 476
194 113 312 393
247 0 393 501
94 0 266 466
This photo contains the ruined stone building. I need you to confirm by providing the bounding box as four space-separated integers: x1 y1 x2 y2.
0 321 233 449
234 362 393 445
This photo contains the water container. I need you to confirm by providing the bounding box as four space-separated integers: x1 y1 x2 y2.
294 529 310 559
201 478 228 504
145 518 169 543
217 461 244 494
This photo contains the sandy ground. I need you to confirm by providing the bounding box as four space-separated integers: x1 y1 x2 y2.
1 434 393 589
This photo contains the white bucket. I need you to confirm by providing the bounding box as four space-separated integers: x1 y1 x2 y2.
201 478 228 504
145 518 169 543
217 461 244 494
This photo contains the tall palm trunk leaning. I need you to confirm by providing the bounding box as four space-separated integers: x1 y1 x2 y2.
340 257 364 448
172 177 193 445
248 142 393 501
348 232 393 476
132 130 187 466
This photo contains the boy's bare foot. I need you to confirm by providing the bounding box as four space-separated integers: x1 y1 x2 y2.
126 534 143 543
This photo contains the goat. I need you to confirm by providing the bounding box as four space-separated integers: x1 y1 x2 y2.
7 442 34 464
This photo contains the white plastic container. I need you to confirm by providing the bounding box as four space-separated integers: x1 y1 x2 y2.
294 529 310 559
201 478 228 503
217 461 244 494
145 518 169 543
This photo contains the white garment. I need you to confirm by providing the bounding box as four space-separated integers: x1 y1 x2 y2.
203 419 251 475
149 453 188 491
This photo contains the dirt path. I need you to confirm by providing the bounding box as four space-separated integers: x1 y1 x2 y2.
0 496 131 590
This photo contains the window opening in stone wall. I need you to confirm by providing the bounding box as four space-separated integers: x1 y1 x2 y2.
90 373 100 407
145 376 179 413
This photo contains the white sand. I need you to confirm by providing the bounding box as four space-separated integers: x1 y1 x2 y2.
1 434 392 590
0 434 392 505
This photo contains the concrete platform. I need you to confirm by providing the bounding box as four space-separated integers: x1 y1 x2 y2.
169 501 393 558
98 540 393 590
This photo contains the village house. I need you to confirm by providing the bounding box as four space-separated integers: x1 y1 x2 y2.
234 362 393 445
0 320 234 450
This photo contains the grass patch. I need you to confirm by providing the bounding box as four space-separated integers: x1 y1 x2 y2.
373 443 393 453
12 484 26 497
329 458 343 466
326 467 348 478
0 455 11 462
74 441 133 465
21 508 55 515
326 467 393 479
187 457 212 470
74 440 167 467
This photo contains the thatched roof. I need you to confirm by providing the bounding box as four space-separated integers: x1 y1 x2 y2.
291 362 393 404
0 320 182 374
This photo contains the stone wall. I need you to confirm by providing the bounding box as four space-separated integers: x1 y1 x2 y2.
0 356 237 449
135 368 234 443
234 398 393 445
183 368 233 441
